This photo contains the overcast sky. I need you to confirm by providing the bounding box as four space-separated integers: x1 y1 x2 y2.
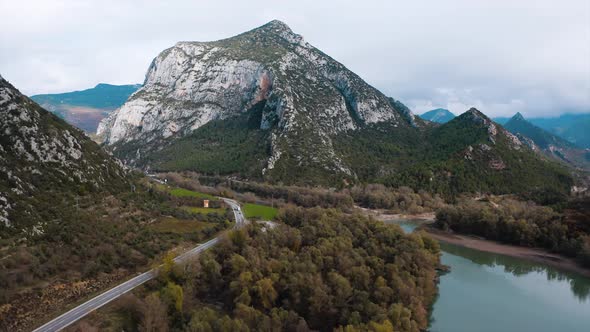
1 0 589 117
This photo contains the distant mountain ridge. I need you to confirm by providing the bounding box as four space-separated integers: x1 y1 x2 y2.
420 110 589 149
504 113 575 149
495 113 590 149
420 108 455 123
503 112 589 170
31 83 140 132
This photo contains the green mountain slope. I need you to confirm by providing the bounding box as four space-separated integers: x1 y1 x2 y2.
504 113 589 170
335 108 573 196
495 113 590 149
127 101 271 179
144 103 573 196
504 113 575 149
31 83 140 132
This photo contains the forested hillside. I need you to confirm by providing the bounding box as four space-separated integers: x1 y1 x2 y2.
77 206 442 331
435 196 590 268
336 109 573 198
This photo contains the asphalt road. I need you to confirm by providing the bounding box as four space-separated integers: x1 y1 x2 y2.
33 197 246 332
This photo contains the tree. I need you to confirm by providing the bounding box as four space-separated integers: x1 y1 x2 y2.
255 278 278 309
140 293 168 332
159 251 176 283
161 281 184 313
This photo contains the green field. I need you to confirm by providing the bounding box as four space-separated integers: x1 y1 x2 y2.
168 187 217 200
243 203 278 220
182 206 226 215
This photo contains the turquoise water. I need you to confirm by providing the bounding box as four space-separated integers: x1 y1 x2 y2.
385 219 590 332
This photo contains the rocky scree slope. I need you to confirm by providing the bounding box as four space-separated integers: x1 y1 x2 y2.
0 75 128 236
97 20 419 182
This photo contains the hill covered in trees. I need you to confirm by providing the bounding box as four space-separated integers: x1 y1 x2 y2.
435 196 590 268
78 206 442 331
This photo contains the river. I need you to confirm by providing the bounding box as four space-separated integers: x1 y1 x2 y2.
387 219 590 332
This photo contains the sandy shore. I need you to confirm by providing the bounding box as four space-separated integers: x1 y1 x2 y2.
356 206 436 222
380 212 436 221
423 226 590 278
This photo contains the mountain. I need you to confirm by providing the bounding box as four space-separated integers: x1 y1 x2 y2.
503 113 589 170
420 108 455 123
504 113 574 149
97 21 572 195
0 75 128 235
531 114 590 149
336 108 573 195
98 20 419 183
495 113 590 149
31 83 141 133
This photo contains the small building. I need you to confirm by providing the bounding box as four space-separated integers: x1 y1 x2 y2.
203 200 209 208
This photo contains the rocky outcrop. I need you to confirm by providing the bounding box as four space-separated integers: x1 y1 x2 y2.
98 20 418 176
462 108 522 149
0 75 127 230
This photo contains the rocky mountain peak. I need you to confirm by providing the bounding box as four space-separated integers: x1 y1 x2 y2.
98 21 417 179
456 107 524 147
461 107 493 127
233 19 304 47
464 107 487 119
258 19 293 34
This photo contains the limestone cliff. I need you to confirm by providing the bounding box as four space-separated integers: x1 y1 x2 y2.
97 20 418 177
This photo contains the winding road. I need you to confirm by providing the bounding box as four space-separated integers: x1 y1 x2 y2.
33 198 246 332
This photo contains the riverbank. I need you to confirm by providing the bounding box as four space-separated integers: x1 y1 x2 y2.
356 206 436 222
422 226 590 278
357 207 590 278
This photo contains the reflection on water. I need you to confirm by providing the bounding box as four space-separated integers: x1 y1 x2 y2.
385 219 590 332
383 218 423 234
440 241 590 302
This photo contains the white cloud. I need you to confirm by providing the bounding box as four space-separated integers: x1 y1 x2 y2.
0 0 588 117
